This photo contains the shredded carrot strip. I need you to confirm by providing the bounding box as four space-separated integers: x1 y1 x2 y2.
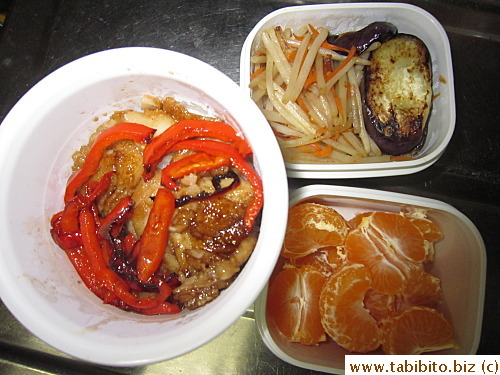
315 127 327 135
297 95 309 113
439 75 447 84
320 41 351 53
297 141 332 158
334 96 344 119
286 49 297 62
324 46 357 82
314 142 333 158
432 92 441 100
296 32 351 53
250 67 265 80
304 66 317 89
296 144 315 154
308 24 319 36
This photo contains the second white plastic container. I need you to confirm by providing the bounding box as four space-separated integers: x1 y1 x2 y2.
240 3 455 179
255 185 486 374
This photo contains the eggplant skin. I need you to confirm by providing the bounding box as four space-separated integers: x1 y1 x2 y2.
363 34 432 156
327 21 398 55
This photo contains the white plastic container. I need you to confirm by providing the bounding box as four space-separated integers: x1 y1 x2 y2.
255 185 486 374
240 3 455 178
0 47 288 366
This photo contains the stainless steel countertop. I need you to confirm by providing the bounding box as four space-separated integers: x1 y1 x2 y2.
0 0 499 373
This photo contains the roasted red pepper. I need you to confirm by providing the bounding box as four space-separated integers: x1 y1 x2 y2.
54 118 261 315
65 246 119 305
130 282 181 315
64 122 156 203
79 207 172 310
168 139 263 232
161 152 231 189
134 299 181 315
143 119 251 180
97 196 134 240
135 188 176 283
51 171 115 250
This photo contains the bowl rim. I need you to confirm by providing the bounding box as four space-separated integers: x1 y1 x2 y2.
0 46 289 366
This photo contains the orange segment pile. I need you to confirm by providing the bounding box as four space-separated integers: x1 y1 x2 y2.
266 202 456 355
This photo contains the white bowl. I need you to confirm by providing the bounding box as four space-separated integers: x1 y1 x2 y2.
0 47 288 366
240 3 455 178
255 185 486 373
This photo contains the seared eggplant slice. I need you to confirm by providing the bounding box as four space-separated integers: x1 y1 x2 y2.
327 22 398 55
363 34 432 155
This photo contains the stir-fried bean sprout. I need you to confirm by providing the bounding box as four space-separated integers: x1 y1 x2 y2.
250 25 390 164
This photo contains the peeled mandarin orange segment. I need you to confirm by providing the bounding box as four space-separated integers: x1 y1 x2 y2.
408 216 444 242
363 288 399 322
370 212 427 262
288 246 343 277
324 246 345 267
347 211 373 229
345 228 406 295
381 306 457 355
345 212 427 295
402 270 443 308
320 264 380 353
282 203 349 259
266 265 327 345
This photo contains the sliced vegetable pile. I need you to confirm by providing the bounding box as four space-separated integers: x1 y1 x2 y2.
267 202 457 355
51 99 263 315
250 21 433 164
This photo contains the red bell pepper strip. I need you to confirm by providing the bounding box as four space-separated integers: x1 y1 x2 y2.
135 188 175 283
131 282 180 315
82 171 116 203
98 196 134 239
168 139 263 232
64 122 156 203
79 207 165 310
51 171 115 250
161 152 231 189
143 119 251 180
65 246 119 305
123 233 137 257
134 300 181 315
50 209 82 250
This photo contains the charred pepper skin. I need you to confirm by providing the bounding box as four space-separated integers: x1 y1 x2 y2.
52 118 263 315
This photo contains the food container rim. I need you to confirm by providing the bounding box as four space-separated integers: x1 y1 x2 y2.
239 2 456 179
254 184 486 373
0 46 289 366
